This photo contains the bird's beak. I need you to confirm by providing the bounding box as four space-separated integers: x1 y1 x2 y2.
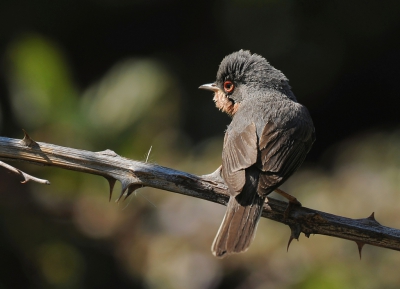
199 83 219 92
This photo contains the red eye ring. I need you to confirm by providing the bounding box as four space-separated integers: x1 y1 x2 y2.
223 80 234 93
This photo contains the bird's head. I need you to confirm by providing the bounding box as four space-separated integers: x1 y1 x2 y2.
199 50 294 116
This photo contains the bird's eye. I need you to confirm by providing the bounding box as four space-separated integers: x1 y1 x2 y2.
223 81 234 93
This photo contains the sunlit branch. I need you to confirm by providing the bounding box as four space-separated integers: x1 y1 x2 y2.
0 132 399 256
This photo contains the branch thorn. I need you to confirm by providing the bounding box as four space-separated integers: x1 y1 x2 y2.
366 212 381 225
116 180 130 202
368 212 375 220
287 236 295 252
20 129 39 148
356 241 365 260
105 177 117 202
287 224 301 252
124 184 143 201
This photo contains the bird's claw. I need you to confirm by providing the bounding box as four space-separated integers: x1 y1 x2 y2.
274 188 302 219
283 199 302 220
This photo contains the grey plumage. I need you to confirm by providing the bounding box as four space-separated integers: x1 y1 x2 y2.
201 50 315 258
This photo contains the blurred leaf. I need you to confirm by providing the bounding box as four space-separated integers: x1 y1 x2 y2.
7 34 78 129
81 58 180 138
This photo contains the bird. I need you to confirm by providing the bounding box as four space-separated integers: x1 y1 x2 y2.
199 50 315 258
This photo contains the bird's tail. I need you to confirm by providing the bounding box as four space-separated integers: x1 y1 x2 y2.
211 188 265 258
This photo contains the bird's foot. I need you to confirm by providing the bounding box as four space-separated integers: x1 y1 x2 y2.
274 188 302 219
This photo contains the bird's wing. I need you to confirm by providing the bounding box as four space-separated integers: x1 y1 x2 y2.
222 122 258 196
257 117 315 196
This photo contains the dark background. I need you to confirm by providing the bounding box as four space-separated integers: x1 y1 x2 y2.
0 0 400 288
2 0 399 158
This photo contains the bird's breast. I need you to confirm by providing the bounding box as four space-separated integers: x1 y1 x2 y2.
213 90 240 116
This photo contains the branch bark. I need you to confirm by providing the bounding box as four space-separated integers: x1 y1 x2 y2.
0 132 399 256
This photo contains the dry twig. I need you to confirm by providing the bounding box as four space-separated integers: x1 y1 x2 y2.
0 131 399 257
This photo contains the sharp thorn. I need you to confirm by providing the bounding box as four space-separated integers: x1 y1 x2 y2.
20 129 39 148
105 177 117 202
287 225 300 252
124 186 136 201
116 190 126 203
367 212 376 221
356 241 365 260
357 212 381 226
287 236 294 252
124 184 144 201
367 212 381 225
116 181 130 203
97 149 118 157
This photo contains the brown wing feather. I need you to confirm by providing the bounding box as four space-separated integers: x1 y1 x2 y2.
212 168 265 257
257 118 315 196
222 122 258 196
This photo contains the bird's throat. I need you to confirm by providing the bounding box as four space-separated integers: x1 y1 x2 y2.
213 90 240 116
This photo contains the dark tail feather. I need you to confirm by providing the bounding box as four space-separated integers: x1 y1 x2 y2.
211 189 265 258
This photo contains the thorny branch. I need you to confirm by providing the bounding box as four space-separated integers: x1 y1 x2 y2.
1 131 400 257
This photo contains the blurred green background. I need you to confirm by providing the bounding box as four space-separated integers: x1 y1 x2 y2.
0 0 400 288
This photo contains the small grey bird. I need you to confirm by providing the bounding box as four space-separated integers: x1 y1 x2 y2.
199 50 315 258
